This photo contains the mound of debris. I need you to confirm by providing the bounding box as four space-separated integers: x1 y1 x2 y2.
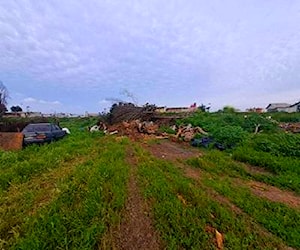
90 118 208 142
105 102 157 125
90 102 210 141
90 120 161 139
279 123 300 133
175 124 208 141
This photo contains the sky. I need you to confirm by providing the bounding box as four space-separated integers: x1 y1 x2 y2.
1 0 300 114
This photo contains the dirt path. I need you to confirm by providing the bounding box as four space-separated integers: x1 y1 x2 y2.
243 163 275 176
114 148 161 250
146 140 300 210
144 139 201 161
247 180 300 209
139 140 297 249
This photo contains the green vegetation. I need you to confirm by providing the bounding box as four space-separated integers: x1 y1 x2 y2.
268 112 300 122
0 119 129 249
181 111 300 192
0 112 299 249
134 145 290 249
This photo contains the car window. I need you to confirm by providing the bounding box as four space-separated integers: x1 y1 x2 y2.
23 124 51 132
50 124 56 131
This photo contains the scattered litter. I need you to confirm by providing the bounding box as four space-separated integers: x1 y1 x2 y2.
205 225 224 249
177 194 187 205
279 123 300 133
88 119 209 144
215 229 224 249
62 127 71 134
175 124 208 142
190 137 226 151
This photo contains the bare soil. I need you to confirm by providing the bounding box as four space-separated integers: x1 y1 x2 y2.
242 163 275 176
247 180 300 209
114 149 161 250
124 139 296 250
145 139 201 161
146 140 300 210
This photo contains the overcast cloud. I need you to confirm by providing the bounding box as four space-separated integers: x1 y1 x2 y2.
1 0 300 113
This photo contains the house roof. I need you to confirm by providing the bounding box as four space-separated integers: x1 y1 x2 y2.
290 101 300 107
266 103 291 109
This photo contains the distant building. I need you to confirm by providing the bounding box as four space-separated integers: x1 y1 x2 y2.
85 112 100 117
27 112 43 117
3 112 43 118
155 103 198 113
286 101 300 113
266 101 300 112
266 103 291 112
3 112 26 118
246 107 264 113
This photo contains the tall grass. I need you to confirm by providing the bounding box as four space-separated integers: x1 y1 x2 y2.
8 138 129 249
134 145 285 249
188 151 300 248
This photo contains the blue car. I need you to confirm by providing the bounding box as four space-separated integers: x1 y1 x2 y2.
22 123 66 145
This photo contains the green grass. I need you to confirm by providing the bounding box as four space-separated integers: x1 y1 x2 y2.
232 147 300 193
0 119 130 249
12 138 129 249
188 151 300 248
0 132 99 192
1 116 299 249
134 145 287 249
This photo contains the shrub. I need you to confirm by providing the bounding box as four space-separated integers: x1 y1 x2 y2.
212 125 248 149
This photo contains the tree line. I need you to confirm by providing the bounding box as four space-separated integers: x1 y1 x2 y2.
0 81 23 116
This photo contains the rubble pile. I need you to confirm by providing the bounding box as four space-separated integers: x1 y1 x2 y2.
279 123 300 133
102 120 161 140
90 119 208 142
175 124 208 141
91 103 209 141
106 102 156 124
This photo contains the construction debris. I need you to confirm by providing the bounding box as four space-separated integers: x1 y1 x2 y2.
89 118 208 143
215 229 224 249
175 124 208 142
89 102 209 141
105 102 157 124
279 123 300 133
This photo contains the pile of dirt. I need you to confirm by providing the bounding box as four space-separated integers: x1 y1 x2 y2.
106 120 161 140
91 119 208 143
279 122 300 133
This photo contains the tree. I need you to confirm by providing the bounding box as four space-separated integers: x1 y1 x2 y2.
221 106 237 113
198 104 210 112
11 105 23 112
0 81 9 116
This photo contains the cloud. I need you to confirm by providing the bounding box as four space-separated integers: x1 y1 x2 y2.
23 97 61 105
1 0 300 112
23 97 36 103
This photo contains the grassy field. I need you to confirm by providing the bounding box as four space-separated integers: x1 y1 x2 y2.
0 114 299 249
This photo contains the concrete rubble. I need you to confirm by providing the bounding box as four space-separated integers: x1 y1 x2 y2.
175 124 208 141
279 122 300 133
89 120 208 142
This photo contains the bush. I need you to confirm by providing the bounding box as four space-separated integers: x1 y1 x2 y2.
233 147 300 175
212 125 248 149
243 133 300 158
